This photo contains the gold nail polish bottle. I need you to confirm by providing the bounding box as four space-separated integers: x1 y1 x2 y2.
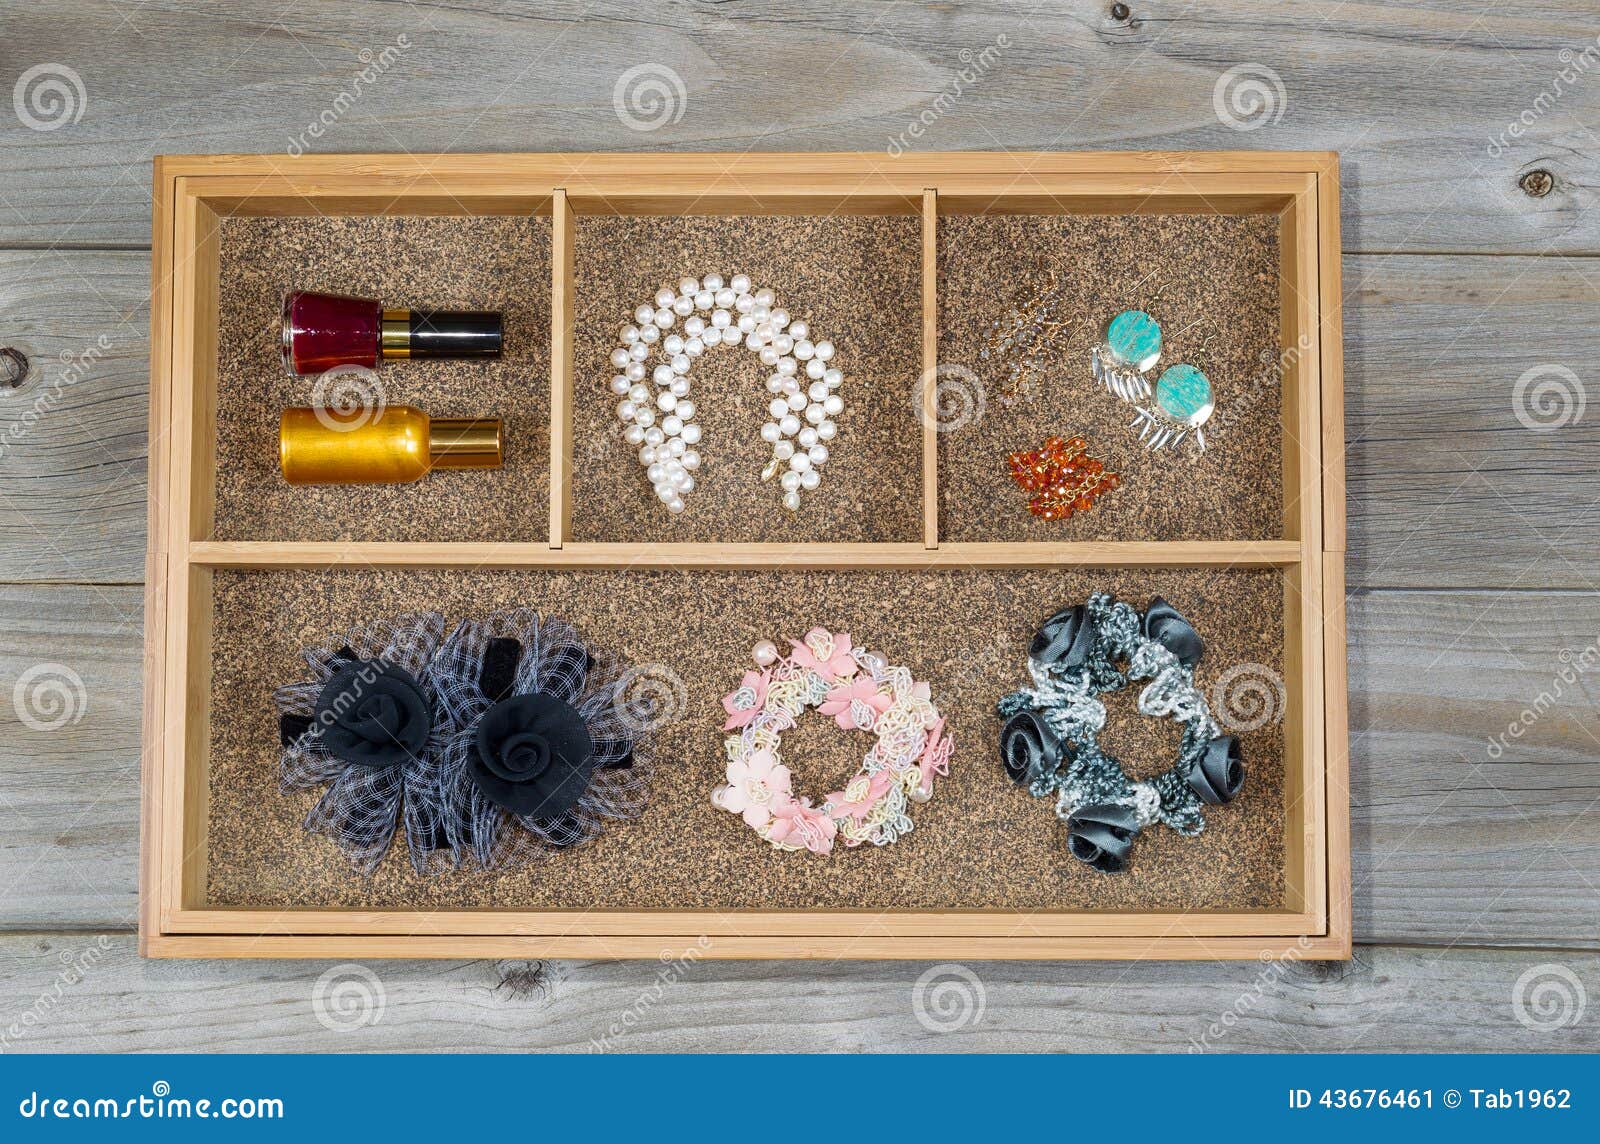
279 406 502 484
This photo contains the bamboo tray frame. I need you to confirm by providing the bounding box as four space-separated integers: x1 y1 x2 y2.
142 152 1349 960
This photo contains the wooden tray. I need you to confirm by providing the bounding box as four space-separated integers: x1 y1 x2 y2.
142 151 1348 959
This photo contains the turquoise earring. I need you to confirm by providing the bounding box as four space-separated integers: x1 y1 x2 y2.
1091 309 1162 401
1131 358 1215 453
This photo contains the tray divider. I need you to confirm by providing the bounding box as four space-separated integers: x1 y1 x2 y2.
549 188 577 548
921 188 940 549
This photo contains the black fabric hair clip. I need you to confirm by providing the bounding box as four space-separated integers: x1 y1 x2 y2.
431 609 658 869
273 612 454 874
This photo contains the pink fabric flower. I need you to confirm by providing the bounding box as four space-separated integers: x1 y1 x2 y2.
721 669 770 730
767 799 837 854
918 717 953 788
717 748 792 829
819 674 891 730
827 770 894 821
789 628 857 683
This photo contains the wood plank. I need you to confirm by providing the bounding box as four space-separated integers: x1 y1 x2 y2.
0 933 1593 1051
0 3 1596 252
0 251 149 582
5 582 1599 948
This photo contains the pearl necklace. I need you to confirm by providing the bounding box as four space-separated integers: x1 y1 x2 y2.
608 274 844 513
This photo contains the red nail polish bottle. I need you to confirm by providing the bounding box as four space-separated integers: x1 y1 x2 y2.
280 290 503 376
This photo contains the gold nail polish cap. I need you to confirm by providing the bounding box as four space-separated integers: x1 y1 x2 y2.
279 406 502 484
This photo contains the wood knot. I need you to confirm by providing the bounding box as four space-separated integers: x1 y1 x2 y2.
1110 2 1132 21
1519 168 1555 198
1 347 28 388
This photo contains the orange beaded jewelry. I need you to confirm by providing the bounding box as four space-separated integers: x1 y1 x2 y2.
1007 435 1120 521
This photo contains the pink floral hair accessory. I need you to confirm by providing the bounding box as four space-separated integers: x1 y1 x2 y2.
711 630 953 854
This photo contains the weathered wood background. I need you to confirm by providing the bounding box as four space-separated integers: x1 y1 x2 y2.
2 0 1598 1052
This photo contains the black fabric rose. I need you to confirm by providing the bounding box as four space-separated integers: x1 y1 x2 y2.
1142 596 1204 670
1184 734 1244 805
1029 603 1097 669
1000 709 1067 786
471 691 596 816
312 659 433 769
1066 802 1141 873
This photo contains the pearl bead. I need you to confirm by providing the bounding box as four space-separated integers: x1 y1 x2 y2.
711 309 731 329
808 381 829 402
635 408 654 427
645 427 664 446
673 296 694 316
714 287 735 309
770 309 790 329
783 491 801 511
667 436 686 457
815 340 834 361
730 274 751 294
653 364 674 386
694 290 713 310
781 470 801 491
626 362 646 382
805 403 825 425
752 639 777 667
653 308 674 328
773 441 794 461
629 342 649 362
759 345 779 367
676 401 695 421
682 449 701 470
773 334 794 354
777 357 797 376
754 288 774 307
805 358 826 379
680 277 700 296
751 303 770 323
779 414 801 436
671 353 691 374
780 377 800 396
765 375 784 394
617 400 636 421
681 423 702 445
610 375 631 395
800 468 821 490
702 326 723 347
655 288 676 309
824 368 843 387
818 420 837 440
638 324 659 344
667 497 685 514
684 337 704 357
745 332 763 350
737 314 756 335
610 348 630 369
735 294 755 315
789 452 811 473
704 273 724 292
808 445 829 466
798 426 818 448
628 384 649 404
670 376 690 397
648 462 665 483
663 414 683 436
678 474 695 493
664 334 684 355
635 304 655 325
789 320 808 341
769 397 789 420
684 316 705 337
786 391 807 412
639 445 657 465
823 395 844 415
761 421 781 443
794 339 815 360
622 325 641 344
625 424 646 446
